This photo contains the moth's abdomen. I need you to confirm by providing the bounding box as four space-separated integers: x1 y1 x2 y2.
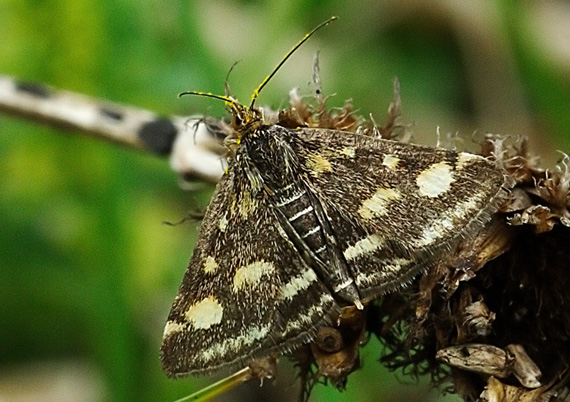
273 182 328 259
271 179 363 308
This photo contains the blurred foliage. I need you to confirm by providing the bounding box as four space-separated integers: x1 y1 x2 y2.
1 1 569 401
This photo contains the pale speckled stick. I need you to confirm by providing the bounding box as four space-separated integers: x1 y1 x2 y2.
0 75 224 183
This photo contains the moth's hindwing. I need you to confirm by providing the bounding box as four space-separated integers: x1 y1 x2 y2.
160 152 340 376
291 128 511 300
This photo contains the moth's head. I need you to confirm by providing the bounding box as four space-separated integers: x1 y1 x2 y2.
228 99 264 138
178 91 263 142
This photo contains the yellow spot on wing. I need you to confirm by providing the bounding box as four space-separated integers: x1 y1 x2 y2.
456 152 482 170
238 191 258 218
339 147 356 158
416 217 455 247
382 154 400 169
344 234 385 261
163 321 184 338
201 324 271 361
355 258 413 286
203 256 218 274
414 193 486 247
307 153 333 176
283 293 333 332
416 162 455 197
185 296 223 330
218 213 228 232
280 269 317 300
233 261 276 292
358 188 401 219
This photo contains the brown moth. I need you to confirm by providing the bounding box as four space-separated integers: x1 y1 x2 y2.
160 17 511 377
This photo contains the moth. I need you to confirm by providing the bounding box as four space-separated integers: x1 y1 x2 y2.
160 17 511 377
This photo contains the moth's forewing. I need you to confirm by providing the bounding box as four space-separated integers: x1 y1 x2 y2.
293 128 510 299
160 142 340 376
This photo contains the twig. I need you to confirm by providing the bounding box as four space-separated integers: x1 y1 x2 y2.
0 75 224 183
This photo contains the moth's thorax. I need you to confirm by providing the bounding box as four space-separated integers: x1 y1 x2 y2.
241 125 299 189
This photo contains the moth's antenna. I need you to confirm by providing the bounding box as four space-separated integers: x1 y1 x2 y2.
224 60 241 96
178 91 238 108
179 17 338 120
250 16 338 109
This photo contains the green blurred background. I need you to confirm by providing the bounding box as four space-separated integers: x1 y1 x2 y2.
1 1 569 401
